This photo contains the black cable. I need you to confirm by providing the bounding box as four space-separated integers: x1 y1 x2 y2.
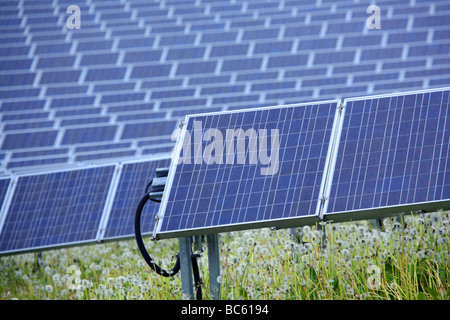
191 254 202 300
135 179 203 300
134 192 180 277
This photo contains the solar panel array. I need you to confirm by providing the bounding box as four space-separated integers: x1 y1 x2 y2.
1 0 450 253
0 157 170 255
1 0 450 175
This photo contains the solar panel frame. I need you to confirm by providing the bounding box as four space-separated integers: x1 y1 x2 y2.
0 178 14 239
322 87 450 224
153 100 343 240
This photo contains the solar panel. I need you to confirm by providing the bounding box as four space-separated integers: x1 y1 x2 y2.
0 166 115 255
153 100 341 239
324 87 450 222
101 157 171 240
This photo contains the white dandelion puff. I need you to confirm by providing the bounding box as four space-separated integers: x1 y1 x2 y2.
302 225 311 235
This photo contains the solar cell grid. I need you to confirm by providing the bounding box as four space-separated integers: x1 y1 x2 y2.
102 158 171 240
154 101 340 239
325 88 450 221
0 166 115 255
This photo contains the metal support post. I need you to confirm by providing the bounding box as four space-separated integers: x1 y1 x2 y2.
178 236 194 300
207 233 221 300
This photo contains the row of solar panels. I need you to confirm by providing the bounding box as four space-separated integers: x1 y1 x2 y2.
1 87 449 254
0 156 171 256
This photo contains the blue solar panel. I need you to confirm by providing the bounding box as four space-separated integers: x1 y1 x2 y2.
0 166 115 255
1 131 59 150
325 88 450 221
102 158 171 240
154 101 340 239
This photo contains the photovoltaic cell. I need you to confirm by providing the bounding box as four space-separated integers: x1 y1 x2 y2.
325 88 450 221
0 166 114 255
102 158 171 240
154 101 340 239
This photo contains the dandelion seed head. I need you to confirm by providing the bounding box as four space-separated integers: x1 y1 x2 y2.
302 225 311 235
438 226 448 236
341 249 350 257
392 222 402 232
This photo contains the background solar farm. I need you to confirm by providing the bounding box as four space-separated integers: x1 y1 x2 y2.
0 0 449 254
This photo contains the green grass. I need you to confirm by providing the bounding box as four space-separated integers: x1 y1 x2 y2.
1 211 449 300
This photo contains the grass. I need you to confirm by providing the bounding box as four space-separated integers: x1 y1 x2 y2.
1 210 449 300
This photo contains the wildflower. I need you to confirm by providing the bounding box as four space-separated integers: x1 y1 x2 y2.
298 245 308 255
246 237 255 247
302 225 311 235
45 285 53 293
284 240 296 250
104 288 113 297
431 213 441 224
115 276 126 285
132 277 140 286
357 226 366 235
392 222 402 232
341 249 350 258
106 277 115 287
216 275 224 284
417 250 426 259
346 285 354 296
438 226 448 236
229 255 239 265
44 266 52 275
84 279 93 288
52 273 60 282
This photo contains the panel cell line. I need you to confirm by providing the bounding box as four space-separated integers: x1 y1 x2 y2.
324 87 450 222
0 166 115 255
154 100 342 239
101 157 172 241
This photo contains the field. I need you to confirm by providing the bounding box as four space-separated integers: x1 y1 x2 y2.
1 211 449 300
